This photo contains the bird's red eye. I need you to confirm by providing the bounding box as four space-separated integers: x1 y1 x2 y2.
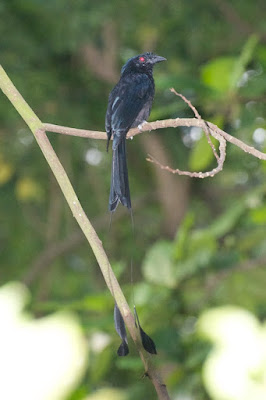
139 57 145 62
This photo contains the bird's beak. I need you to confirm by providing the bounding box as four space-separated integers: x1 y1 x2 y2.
152 55 167 64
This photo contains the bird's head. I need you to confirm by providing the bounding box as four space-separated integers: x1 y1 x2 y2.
121 52 166 75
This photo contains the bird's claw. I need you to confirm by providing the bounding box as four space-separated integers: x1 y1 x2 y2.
138 121 147 131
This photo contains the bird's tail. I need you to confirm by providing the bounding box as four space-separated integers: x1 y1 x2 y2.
109 136 131 212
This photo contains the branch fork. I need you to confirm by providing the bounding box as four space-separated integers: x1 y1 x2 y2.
1 64 265 400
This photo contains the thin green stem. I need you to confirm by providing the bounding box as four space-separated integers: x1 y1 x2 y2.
0 65 132 329
0 65 171 400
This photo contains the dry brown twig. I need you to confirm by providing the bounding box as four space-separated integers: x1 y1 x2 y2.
170 88 219 162
146 88 226 178
44 89 266 178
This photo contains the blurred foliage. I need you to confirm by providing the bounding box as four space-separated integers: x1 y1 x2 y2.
1 0 266 399
0 282 87 400
198 306 266 400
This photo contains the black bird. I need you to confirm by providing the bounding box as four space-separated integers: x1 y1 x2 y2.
105 52 166 212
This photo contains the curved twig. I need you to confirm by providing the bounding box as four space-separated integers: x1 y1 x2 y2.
170 88 219 162
44 117 266 179
44 117 266 162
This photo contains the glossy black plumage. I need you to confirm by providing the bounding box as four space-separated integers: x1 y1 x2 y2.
106 52 166 212
114 303 129 356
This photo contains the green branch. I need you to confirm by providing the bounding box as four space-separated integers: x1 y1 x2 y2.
0 65 171 400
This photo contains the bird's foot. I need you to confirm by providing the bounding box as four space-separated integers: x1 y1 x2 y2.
138 121 147 131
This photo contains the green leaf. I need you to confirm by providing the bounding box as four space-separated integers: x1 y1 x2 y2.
116 356 143 370
249 205 266 224
257 44 266 68
82 293 113 312
208 202 246 238
230 34 258 89
201 57 237 93
142 241 176 287
201 35 258 96
90 346 113 384
173 212 195 260
174 231 217 283
189 133 218 171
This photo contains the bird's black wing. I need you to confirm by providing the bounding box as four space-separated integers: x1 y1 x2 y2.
105 87 116 151
106 73 154 211
110 74 154 149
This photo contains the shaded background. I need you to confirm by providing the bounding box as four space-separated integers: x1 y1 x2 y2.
1 1 266 399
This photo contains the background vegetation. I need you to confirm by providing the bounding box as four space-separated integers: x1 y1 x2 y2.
1 1 266 399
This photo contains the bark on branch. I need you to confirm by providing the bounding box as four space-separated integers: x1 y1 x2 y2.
44 114 266 179
0 65 171 400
